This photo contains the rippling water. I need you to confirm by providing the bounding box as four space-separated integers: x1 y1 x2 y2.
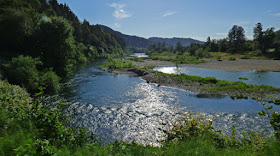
43 62 280 146
154 66 280 87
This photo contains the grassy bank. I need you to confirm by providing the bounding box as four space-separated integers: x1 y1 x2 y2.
147 52 207 64
208 51 270 60
101 59 280 99
148 72 280 98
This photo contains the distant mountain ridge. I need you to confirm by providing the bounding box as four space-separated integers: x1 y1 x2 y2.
148 37 204 47
99 25 150 48
99 25 204 49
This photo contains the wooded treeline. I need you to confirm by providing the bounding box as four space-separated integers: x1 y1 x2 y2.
147 24 280 59
0 0 129 92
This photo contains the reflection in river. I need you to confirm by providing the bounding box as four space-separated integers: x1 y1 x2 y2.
154 66 280 87
43 62 280 146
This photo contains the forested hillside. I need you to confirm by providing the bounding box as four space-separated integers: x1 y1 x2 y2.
100 25 204 49
100 25 150 49
0 0 129 92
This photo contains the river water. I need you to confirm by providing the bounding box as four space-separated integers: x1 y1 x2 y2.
43 61 280 146
154 66 280 87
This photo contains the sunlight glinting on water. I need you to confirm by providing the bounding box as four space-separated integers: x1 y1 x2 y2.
43 63 279 146
156 67 181 74
113 82 179 146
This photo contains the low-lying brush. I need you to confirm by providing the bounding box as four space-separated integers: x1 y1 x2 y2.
0 81 94 155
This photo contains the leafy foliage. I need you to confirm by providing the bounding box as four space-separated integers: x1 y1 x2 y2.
227 25 246 53
0 81 94 155
258 99 280 140
0 0 129 81
40 70 60 93
3 55 60 93
3 55 41 92
31 16 77 77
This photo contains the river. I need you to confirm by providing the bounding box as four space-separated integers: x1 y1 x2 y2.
43 61 280 146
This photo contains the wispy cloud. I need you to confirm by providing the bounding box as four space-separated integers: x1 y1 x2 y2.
275 13 280 17
114 22 121 28
110 3 132 19
162 11 176 17
215 33 227 36
265 10 272 13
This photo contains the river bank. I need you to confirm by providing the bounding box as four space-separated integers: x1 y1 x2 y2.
101 59 280 99
133 58 280 72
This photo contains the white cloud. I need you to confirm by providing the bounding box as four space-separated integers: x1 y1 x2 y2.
275 13 280 17
110 3 126 9
110 3 132 19
114 22 121 28
162 11 176 17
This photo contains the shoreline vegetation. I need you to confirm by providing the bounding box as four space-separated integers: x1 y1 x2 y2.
140 52 280 72
1 79 280 155
100 58 280 100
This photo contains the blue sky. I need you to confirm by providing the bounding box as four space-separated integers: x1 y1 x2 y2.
57 0 280 41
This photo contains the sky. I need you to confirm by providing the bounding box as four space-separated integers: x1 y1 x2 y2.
57 0 280 41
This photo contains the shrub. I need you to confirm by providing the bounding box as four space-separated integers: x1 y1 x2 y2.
0 81 94 155
239 77 249 80
40 70 60 93
240 56 250 59
4 55 41 92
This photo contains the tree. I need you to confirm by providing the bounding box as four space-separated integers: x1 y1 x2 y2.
0 9 34 52
217 39 228 52
32 16 77 77
176 42 183 53
209 39 219 52
188 43 200 56
161 42 167 51
205 36 211 47
228 25 246 53
263 27 275 52
169 45 174 53
253 23 264 51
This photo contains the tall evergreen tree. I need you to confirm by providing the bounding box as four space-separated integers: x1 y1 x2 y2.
253 23 264 52
228 25 246 53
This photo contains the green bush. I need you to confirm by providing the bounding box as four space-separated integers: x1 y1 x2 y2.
239 77 249 80
240 56 250 59
4 55 61 93
40 70 60 93
4 55 41 92
0 81 94 155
